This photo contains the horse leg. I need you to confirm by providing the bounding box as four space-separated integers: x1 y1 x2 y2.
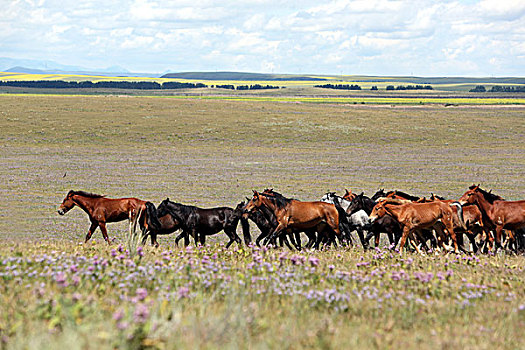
175 231 188 246
268 223 285 244
355 227 368 249
256 231 268 247
494 225 504 253
397 225 411 252
192 230 200 246
85 221 99 243
240 218 252 246
443 219 460 254
150 233 159 248
98 221 110 245
305 231 316 249
281 234 294 250
225 228 241 248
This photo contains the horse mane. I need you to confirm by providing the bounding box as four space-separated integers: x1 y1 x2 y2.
371 189 386 201
161 200 196 221
473 186 504 203
431 193 446 200
260 190 291 209
378 198 410 205
69 190 105 198
390 190 420 201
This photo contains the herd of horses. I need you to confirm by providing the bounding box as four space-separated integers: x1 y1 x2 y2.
57 184 525 254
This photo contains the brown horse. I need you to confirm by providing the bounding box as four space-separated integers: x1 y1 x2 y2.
58 190 147 244
342 189 356 201
369 199 465 253
244 190 347 247
459 185 525 251
422 194 486 253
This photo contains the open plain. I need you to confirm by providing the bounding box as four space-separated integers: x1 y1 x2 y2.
0 93 524 349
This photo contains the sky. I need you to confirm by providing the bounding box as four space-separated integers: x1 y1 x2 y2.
1 0 525 76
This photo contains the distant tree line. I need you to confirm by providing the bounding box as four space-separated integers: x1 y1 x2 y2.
316 84 433 91
236 84 280 90
470 85 525 92
315 84 362 90
214 84 235 90
386 85 433 90
212 84 280 90
0 80 207 89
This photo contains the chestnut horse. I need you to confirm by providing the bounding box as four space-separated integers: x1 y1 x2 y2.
422 194 486 253
459 185 525 251
57 190 147 244
244 190 349 247
369 199 465 253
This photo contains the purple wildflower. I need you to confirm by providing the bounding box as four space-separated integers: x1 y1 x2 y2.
177 286 190 299
308 256 319 267
133 303 150 323
113 310 124 322
136 288 148 301
55 272 67 287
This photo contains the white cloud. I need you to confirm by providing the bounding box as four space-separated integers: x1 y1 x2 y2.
1 0 524 75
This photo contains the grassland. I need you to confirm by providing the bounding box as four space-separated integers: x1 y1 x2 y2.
0 94 524 349
2 70 525 92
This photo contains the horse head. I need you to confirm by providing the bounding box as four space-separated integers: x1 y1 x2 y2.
58 190 76 215
244 191 262 213
369 201 387 222
343 189 355 201
156 198 171 217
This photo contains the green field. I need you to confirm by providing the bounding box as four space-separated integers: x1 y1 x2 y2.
0 94 524 349
2 70 525 92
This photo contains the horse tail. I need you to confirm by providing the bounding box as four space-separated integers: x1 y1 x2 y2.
145 202 162 232
450 202 466 230
240 217 252 245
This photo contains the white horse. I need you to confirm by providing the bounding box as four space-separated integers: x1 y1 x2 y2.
320 192 370 249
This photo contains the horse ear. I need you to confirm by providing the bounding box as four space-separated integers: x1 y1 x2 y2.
359 192 364 196
253 190 259 197
344 189 349 195
245 197 250 201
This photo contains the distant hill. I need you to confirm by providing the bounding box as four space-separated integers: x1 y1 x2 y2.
5 66 159 78
347 75 525 85
161 71 328 81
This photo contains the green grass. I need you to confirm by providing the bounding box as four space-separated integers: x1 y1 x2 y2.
0 94 524 349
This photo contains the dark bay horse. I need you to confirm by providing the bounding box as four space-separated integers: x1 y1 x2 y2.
244 190 351 248
57 190 147 244
155 199 244 248
141 201 181 247
459 185 525 251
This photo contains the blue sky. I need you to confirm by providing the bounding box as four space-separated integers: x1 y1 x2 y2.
2 0 524 76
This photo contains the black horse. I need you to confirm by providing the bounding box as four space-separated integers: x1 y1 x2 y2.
347 192 402 248
371 189 387 201
156 198 244 248
141 201 181 247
